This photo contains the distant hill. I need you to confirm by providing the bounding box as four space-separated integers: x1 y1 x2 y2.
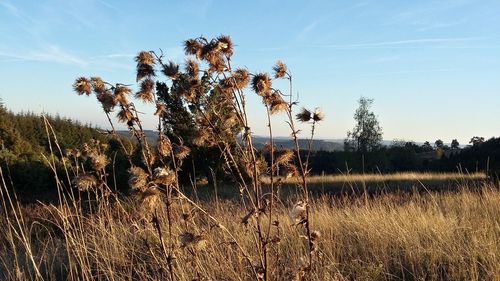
117 130 345 151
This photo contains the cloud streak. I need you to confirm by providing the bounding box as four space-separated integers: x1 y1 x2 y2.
0 46 88 67
317 37 483 49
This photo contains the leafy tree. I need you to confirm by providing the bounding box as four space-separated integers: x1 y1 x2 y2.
346 97 383 152
451 139 460 149
434 139 444 148
469 136 484 147
421 141 433 152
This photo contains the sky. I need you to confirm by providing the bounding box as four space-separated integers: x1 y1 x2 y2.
1 0 499 144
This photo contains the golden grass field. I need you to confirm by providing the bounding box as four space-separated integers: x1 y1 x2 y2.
1 172 499 280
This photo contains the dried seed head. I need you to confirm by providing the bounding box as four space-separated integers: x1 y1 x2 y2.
233 68 250 89
136 63 155 82
310 230 321 241
223 112 239 128
217 34 233 57
179 232 207 249
263 142 275 153
173 143 191 160
266 92 288 114
184 39 203 59
252 73 272 95
275 149 294 165
154 103 167 117
284 165 298 179
114 85 132 104
153 167 176 186
90 77 106 94
128 166 149 191
72 173 97 191
207 54 226 73
162 61 179 79
296 108 312 122
90 153 108 171
193 128 210 146
135 51 155 65
135 78 155 103
291 201 307 224
185 58 199 78
273 60 287 79
140 186 161 211
73 77 92 96
313 108 324 122
157 135 172 157
97 91 116 113
117 108 134 123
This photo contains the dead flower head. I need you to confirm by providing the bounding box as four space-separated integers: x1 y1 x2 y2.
184 38 203 59
313 108 324 122
90 77 106 94
233 68 250 89
273 60 287 79
154 103 167 117
90 153 108 171
135 51 155 65
73 77 92 96
179 232 207 250
128 166 149 191
135 78 155 103
153 167 176 186
97 91 116 113
162 61 179 79
275 149 294 165
193 128 210 146
252 73 272 95
140 186 161 211
173 143 191 160
296 108 312 122
290 201 307 224
185 58 199 78
157 135 172 157
217 34 233 57
72 173 98 191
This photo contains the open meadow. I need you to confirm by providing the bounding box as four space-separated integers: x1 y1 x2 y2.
1 171 499 280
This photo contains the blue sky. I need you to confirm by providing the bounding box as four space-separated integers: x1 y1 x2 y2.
1 0 499 144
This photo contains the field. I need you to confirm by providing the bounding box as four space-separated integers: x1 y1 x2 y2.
1 172 499 280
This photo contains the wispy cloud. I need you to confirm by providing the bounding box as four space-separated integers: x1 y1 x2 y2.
318 37 480 49
296 19 321 40
0 46 88 67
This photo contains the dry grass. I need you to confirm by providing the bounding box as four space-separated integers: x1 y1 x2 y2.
263 172 488 185
1 181 499 280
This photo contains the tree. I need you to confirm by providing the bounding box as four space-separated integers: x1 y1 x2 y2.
435 139 444 148
451 139 460 149
469 136 484 147
346 97 383 152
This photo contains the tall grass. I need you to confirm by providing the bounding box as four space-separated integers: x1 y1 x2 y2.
1 174 499 280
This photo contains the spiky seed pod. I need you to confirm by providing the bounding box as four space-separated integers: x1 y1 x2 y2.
310 230 321 241
114 85 132 105
270 99 288 114
185 58 199 78
207 54 226 73
157 135 172 157
217 34 233 57
140 186 161 211
153 167 176 186
90 77 106 94
233 68 250 89
136 63 155 82
128 166 149 191
184 39 203 59
72 173 97 191
135 78 155 103
117 108 134 123
296 107 312 122
73 77 92 96
162 61 179 79
291 201 307 224
173 143 191 160
90 153 108 171
193 128 210 146
154 102 167 117
273 60 288 79
275 149 294 165
135 51 155 65
313 108 324 122
223 112 239 128
252 73 272 95
97 91 116 113
284 165 298 179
